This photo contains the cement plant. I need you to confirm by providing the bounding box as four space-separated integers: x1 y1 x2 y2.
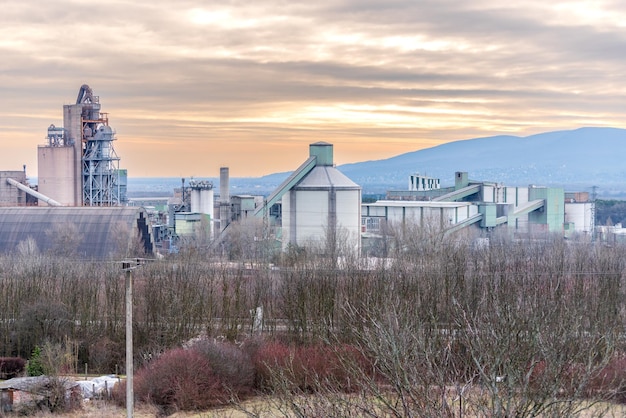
0 85 610 260
1 85 625 417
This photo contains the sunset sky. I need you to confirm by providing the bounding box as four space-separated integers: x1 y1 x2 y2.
1 0 625 178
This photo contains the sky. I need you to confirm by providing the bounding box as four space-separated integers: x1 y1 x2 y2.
1 0 626 178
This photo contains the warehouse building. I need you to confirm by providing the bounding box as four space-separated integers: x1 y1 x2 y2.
0 207 153 259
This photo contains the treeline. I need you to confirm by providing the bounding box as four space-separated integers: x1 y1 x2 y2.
0 230 625 415
596 199 626 226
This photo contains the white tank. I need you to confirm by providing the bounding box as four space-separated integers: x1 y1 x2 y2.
282 143 361 254
189 181 214 216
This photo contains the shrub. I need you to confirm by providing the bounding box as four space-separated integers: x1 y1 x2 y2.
250 340 371 393
249 340 292 390
114 348 228 414
0 357 26 378
188 338 255 397
588 354 626 403
27 346 45 376
88 337 124 374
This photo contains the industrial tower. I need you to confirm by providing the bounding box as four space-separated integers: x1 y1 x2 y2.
38 85 127 206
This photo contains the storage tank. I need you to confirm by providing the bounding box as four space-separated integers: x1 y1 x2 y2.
282 142 361 253
188 180 214 216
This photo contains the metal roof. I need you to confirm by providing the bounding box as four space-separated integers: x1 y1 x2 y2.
0 207 153 259
295 166 360 190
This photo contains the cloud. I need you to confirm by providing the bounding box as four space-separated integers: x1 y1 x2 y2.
1 0 625 177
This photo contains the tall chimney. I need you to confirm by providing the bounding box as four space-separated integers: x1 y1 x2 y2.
220 167 229 203
219 167 231 232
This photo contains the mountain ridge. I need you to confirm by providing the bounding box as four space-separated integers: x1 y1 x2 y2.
128 127 626 198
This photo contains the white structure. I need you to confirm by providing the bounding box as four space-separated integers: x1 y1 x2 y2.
362 201 479 234
377 172 594 238
255 142 361 253
189 179 214 217
176 179 214 238
409 173 440 191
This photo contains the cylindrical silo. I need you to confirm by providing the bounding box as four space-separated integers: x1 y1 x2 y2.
190 188 201 213
282 142 361 254
200 188 214 216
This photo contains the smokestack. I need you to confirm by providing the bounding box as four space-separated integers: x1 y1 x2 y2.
220 167 229 203
219 167 231 233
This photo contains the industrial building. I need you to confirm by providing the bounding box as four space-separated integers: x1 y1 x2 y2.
0 170 30 207
255 142 362 252
362 172 594 250
0 207 154 259
0 86 145 259
173 178 214 239
38 84 127 206
409 173 441 191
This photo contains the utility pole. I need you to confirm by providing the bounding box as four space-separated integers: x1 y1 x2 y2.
123 261 134 418
121 258 152 417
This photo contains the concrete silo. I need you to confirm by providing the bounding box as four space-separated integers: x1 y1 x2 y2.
255 142 361 253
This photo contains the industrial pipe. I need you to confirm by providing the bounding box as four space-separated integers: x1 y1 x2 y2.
6 178 63 207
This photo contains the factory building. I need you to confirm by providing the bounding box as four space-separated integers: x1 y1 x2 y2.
0 170 58 207
38 85 127 206
174 179 214 239
255 142 361 253
0 170 28 206
0 207 153 259
363 172 594 249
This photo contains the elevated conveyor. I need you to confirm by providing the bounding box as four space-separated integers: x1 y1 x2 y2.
443 213 483 236
512 199 544 217
254 156 317 217
433 184 481 202
6 178 62 207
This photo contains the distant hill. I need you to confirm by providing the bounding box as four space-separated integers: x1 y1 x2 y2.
128 127 626 199
336 127 626 195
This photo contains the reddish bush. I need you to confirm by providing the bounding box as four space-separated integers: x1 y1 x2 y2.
589 354 626 402
188 339 255 397
114 348 227 414
250 340 292 390
526 359 588 396
250 340 371 393
0 357 26 378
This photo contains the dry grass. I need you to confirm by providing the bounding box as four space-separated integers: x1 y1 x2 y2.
19 398 277 418
17 396 626 418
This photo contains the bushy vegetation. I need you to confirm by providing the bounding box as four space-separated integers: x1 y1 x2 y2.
0 356 25 378
1 224 625 415
113 338 371 413
596 199 626 225
26 345 45 376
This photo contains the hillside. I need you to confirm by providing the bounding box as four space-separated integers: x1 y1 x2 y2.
127 127 626 198
336 127 626 195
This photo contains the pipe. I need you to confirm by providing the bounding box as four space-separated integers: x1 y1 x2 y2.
6 178 63 207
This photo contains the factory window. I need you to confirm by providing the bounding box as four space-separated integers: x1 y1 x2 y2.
362 217 380 232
